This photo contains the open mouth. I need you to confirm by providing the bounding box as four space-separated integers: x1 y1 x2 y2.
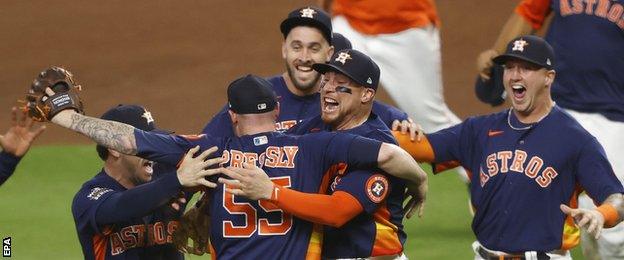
143 161 154 175
323 97 339 112
511 84 526 100
296 65 313 73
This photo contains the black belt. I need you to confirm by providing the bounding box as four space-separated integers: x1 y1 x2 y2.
477 247 550 260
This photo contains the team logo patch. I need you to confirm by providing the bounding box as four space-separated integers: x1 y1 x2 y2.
87 187 113 200
300 7 316 18
335 52 352 65
253 135 268 146
257 103 267 110
365 174 389 203
512 39 528 52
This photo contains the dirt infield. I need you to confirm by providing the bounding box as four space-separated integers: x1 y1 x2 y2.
0 0 516 144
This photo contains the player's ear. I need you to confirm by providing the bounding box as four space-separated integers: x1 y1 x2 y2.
544 70 555 86
361 88 375 103
281 40 288 59
326 45 335 62
228 110 238 124
108 149 121 158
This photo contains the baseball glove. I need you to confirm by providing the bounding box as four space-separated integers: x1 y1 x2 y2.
21 66 84 121
173 193 211 255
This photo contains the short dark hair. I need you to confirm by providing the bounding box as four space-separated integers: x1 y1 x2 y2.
96 145 108 161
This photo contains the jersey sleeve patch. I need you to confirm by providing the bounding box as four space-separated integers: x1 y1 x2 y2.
87 187 114 201
365 174 389 203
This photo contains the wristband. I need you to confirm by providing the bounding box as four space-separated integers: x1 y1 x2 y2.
596 204 619 227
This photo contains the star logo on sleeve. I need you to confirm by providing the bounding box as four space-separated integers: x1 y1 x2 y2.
512 39 529 52
335 52 352 65
142 110 154 124
300 7 316 18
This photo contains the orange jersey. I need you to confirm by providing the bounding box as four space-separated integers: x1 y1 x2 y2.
332 0 440 34
515 0 552 30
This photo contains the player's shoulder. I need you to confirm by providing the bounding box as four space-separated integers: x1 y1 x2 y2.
72 171 119 212
548 106 596 141
266 75 286 92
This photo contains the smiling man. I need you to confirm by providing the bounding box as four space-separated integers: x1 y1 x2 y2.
394 35 624 259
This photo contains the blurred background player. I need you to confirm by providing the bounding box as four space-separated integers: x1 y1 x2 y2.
0 107 45 186
201 6 409 137
320 0 460 133
71 104 216 260
475 1 624 259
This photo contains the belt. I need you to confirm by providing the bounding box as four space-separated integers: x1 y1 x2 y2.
477 247 550 260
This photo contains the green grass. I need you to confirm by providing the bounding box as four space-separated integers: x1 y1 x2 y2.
0 146 583 259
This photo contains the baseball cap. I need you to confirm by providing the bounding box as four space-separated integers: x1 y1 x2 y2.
332 33 352 52
280 6 332 44
100 104 170 134
493 35 555 70
227 74 278 114
312 49 380 90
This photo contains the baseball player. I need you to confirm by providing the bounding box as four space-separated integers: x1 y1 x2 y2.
201 6 410 138
26 70 425 259
319 0 460 133
396 35 624 259
71 104 216 260
0 107 45 186
476 1 624 259
222 49 420 259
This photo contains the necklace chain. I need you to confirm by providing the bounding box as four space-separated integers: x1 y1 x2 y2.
507 104 554 131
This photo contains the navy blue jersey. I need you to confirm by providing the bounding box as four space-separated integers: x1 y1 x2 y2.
427 105 624 252
134 130 382 259
201 75 408 136
72 168 183 260
517 0 624 121
292 114 407 258
0 152 21 186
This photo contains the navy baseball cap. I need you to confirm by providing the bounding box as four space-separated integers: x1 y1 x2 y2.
280 6 332 44
493 35 555 70
100 104 170 134
227 74 278 114
332 32 352 52
312 49 380 90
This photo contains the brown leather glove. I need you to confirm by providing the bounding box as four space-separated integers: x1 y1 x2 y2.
22 66 84 121
173 193 211 255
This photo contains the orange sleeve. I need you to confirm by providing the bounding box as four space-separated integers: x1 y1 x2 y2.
267 185 363 227
515 0 552 30
597 204 620 228
392 131 435 162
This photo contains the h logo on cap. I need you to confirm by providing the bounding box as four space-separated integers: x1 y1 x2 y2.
300 7 316 18
512 39 529 52
335 52 352 65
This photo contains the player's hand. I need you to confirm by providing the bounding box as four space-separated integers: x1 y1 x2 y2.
218 162 274 200
476 49 499 80
391 118 423 142
176 146 224 188
170 191 187 211
404 179 428 219
0 107 46 157
560 204 605 239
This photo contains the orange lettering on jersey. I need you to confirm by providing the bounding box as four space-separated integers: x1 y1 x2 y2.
486 153 498 176
497 151 513 173
244 152 259 166
560 0 573 16
276 120 298 131
223 183 258 237
134 225 146 247
264 146 280 168
510 150 527 173
120 226 137 249
153 222 166 245
281 146 299 168
536 167 559 187
572 0 584 14
524 156 544 178
607 4 623 22
585 0 597 14
595 0 610 17
221 150 230 167
109 233 125 255
258 177 293 235
166 221 179 243
230 150 245 168
480 168 490 187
